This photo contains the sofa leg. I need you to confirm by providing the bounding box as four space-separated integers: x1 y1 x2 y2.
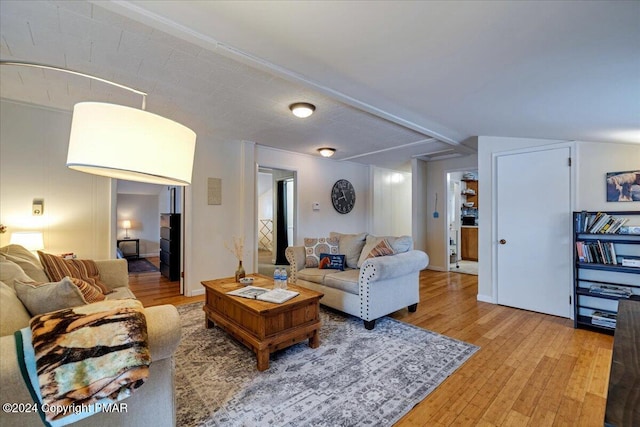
408 303 418 313
364 319 376 330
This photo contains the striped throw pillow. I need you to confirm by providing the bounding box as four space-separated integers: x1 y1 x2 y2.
37 251 108 295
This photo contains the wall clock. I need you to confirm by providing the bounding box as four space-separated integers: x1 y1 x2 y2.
331 179 356 214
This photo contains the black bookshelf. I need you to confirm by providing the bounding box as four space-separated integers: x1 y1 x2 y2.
573 211 640 333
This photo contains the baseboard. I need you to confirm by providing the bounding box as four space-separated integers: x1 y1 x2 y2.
188 288 205 297
476 294 495 303
426 265 448 272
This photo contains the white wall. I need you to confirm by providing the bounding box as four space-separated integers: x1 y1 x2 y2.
0 100 111 258
371 167 412 236
576 141 640 212
116 193 160 257
257 146 370 242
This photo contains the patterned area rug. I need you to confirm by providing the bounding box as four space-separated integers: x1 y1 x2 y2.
175 302 478 426
126 258 158 273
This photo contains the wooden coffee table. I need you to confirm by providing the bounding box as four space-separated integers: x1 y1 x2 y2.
201 274 323 371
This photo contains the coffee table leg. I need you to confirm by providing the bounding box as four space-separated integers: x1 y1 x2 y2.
309 329 320 348
257 349 269 371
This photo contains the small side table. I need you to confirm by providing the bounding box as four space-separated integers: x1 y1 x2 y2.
117 238 140 259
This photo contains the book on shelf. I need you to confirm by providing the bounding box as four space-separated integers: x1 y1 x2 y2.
226 286 299 304
588 284 632 298
575 240 618 265
591 311 617 328
575 211 630 234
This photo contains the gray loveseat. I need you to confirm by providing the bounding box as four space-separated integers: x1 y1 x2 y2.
286 232 429 329
0 244 181 427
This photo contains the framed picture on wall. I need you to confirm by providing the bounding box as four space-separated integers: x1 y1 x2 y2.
606 170 640 202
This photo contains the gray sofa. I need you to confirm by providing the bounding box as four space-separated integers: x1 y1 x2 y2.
0 244 181 427
286 232 428 329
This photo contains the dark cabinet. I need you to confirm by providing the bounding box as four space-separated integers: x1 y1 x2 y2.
160 213 180 281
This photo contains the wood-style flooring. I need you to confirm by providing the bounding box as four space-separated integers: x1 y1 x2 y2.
129 262 612 426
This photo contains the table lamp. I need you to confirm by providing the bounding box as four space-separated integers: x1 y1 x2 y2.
123 220 132 239
10 232 44 253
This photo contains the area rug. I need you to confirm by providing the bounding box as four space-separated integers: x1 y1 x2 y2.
174 302 478 426
126 258 158 273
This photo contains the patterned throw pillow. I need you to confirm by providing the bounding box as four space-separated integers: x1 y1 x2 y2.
304 237 339 268
318 253 346 271
37 251 109 295
366 238 395 259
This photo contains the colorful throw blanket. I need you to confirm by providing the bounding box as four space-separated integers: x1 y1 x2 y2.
15 299 150 425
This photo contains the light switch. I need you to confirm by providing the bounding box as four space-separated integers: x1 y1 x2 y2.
312 202 320 211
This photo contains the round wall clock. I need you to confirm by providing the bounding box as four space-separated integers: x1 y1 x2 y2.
331 179 356 214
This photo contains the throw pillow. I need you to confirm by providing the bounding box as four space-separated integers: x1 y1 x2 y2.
14 278 88 316
37 251 109 295
366 239 395 259
357 235 413 267
0 244 50 282
304 237 339 268
329 232 367 269
0 281 32 336
318 253 346 271
0 257 33 291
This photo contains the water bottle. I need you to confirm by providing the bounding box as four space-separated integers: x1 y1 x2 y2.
273 268 281 289
280 268 288 290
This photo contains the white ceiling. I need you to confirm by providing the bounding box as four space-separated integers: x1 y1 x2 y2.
1 1 638 172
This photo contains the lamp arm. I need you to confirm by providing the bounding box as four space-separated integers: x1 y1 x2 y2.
0 60 147 110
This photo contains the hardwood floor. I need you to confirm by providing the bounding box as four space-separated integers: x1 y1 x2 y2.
129 265 612 426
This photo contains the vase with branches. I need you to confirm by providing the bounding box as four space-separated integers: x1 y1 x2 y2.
225 236 246 282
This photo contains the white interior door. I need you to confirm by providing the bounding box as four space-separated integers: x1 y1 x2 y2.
496 147 572 318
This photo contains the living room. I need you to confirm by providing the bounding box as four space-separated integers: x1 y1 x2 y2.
1 1 639 426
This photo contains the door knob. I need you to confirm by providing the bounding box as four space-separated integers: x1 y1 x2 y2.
499 239 507 245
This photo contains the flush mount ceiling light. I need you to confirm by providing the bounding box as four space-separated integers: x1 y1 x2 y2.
318 147 336 157
289 102 316 118
0 61 196 186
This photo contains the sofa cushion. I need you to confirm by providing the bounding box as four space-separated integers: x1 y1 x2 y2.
106 286 136 300
0 256 33 290
0 281 32 336
0 244 49 282
297 267 340 284
38 251 109 295
329 232 367 268
319 253 346 271
323 270 360 295
14 277 88 316
304 237 339 268
366 238 395 258
357 235 414 267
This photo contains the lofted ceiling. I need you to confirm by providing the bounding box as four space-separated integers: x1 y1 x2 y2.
1 1 638 172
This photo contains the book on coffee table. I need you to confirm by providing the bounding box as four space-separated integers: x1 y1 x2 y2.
226 286 299 304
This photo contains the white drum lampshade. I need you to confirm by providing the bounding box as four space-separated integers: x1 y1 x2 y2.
10 232 44 252
67 102 197 186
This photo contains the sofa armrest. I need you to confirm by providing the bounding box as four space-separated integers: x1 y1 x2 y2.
95 259 129 291
285 246 306 272
360 250 429 283
0 305 181 410
144 305 182 360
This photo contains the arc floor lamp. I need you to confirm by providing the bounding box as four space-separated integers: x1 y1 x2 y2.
0 61 196 186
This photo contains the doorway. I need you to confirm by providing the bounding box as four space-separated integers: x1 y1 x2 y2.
256 167 296 277
446 170 478 275
115 181 185 294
